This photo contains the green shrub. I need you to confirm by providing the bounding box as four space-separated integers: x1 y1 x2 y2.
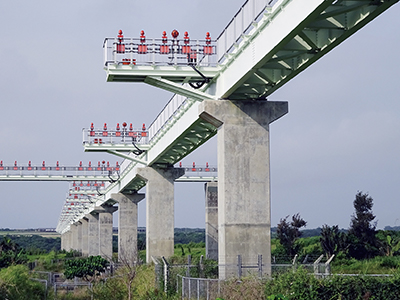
0 265 45 300
265 267 400 299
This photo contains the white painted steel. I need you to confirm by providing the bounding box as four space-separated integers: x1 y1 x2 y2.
215 0 323 98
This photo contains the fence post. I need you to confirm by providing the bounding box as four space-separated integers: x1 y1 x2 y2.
313 255 324 275
237 255 242 278
182 276 184 299
258 254 263 278
187 255 192 277
292 254 298 272
200 255 204 278
325 254 335 275
161 256 169 294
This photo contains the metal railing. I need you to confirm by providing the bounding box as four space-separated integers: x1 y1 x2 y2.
148 93 190 142
216 0 279 63
82 123 149 145
0 161 119 177
103 37 217 67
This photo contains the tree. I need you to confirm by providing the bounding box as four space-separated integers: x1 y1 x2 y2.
347 191 378 259
276 214 307 256
0 236 27 269
64 255 108 282
320 225 345 258
117 248 140 300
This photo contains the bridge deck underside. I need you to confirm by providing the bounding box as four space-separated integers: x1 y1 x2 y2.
227 0 398 99
105 66 219 83
121 118 217 194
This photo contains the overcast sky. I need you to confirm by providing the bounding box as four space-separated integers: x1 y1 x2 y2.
0 1 399 231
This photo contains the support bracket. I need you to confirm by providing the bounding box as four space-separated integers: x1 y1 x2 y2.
107 150 148 166
144 76 217 102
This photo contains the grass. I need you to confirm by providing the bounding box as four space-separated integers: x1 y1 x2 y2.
332 255 400 274
0 230 60 238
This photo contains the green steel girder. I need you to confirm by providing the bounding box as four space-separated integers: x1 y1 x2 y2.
119 118 217 194
227 0 399 100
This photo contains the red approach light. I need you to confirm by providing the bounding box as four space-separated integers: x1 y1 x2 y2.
129 123 133 131
90 123 94 130
192 162 196 171
116 123 121 137
103 123 108 137
171 29 179 39
179 162 182 167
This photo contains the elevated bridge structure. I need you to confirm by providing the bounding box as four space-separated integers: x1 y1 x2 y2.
53 0 398 278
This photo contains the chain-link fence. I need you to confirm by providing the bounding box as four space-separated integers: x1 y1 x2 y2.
153 254 335 299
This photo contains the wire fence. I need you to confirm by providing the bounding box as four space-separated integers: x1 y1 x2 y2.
152 254 335 299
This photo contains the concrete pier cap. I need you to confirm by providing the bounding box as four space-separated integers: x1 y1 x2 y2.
199 99 288 279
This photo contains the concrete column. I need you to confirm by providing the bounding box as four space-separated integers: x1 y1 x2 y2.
77 221 82 254
199 100 288 279
137 167 184 263
61 232 68 251
87 213 99 256
97 205 118 260
61 233 65 251
80 217 89 256
70 224 78 251
205 181 218 261
65 231 71 251
111 193 145 265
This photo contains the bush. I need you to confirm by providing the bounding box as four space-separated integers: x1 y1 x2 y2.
265 267 400 299
0 265 45 300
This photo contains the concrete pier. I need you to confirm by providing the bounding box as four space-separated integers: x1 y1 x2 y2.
111 192 145 264
77 221 82 254
70 223 78 252
199 100 288 279
97 205 117 260
80 217 89 256
87 212 99 256
205 181 218 261
137 167 184 263
61 231 71 251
